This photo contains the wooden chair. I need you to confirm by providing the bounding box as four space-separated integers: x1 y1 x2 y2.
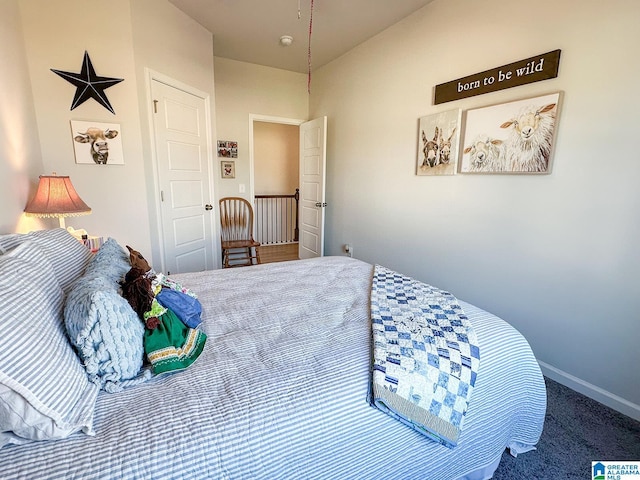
219 197 261 268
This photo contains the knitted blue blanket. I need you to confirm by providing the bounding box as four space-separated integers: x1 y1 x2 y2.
369 265 480 448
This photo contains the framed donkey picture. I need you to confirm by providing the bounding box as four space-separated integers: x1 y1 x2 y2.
416 108 462 176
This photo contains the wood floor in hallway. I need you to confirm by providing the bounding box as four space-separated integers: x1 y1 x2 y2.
259 243 299 264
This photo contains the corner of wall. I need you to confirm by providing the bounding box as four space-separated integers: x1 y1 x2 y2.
539 361 640 421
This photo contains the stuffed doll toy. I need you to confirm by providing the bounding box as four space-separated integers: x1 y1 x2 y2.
126 246 202 328
121 247 206 374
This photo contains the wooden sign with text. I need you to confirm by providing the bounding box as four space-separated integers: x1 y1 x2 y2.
434 50 561 104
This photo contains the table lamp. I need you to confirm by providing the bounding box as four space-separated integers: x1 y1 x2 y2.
24 174 91 228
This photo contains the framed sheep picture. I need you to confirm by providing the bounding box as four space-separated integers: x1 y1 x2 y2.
416 108 462 176
459 91 562 174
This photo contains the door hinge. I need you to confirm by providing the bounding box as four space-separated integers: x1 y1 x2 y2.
153 99 158 113
315 202 327 207
160 190 164 202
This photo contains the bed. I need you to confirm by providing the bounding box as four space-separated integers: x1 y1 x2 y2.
0 229 546 480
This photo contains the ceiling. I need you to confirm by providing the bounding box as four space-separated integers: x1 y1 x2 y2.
168 0 434 73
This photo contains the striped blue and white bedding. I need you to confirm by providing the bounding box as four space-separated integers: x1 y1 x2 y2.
0 257 546 480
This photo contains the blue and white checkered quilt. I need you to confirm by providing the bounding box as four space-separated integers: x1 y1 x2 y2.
370 265 480 448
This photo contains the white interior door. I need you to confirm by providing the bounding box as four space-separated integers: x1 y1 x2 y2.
299 116 327 259
151 79 215 274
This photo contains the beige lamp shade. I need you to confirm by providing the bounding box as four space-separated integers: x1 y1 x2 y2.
24 175 91 228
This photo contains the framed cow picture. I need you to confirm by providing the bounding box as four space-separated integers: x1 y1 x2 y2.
70 120 124 165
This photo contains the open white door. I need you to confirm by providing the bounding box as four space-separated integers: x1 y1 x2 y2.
298 116 327 259
151 79 215 274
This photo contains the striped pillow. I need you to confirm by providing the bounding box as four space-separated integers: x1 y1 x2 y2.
24 229 94 293
0 241 99 448
0 233 22 254
0 228 93 293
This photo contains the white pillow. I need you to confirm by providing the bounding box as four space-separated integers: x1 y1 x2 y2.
0 241 99 448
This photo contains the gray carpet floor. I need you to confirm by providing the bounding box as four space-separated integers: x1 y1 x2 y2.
492 377 640 479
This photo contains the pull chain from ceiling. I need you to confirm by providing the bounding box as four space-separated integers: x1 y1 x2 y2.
308 0 314 93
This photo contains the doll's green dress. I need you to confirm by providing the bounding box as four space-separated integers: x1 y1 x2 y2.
143 297 206 374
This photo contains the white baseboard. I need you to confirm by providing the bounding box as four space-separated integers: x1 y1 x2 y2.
538 361 640 422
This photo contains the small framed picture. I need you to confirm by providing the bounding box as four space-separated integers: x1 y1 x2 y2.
221 160 235 179
70 120 123 165
416 108 462 176
217 140 238 158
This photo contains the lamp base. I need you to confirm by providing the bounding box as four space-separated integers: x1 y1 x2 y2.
58 217 66 229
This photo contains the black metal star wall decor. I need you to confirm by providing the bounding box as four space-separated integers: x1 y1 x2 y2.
51 51 123 114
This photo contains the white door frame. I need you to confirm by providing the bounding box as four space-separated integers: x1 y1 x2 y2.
145 68 218 272
248 114 305 202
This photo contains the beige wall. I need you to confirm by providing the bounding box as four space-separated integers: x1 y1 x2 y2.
2 0 216 268
254 122 299 195
213 57 308 200
18 0 150 254
0 0 47 233
311 0 640 417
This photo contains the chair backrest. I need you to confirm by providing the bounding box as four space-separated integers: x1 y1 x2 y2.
219 197 256 242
